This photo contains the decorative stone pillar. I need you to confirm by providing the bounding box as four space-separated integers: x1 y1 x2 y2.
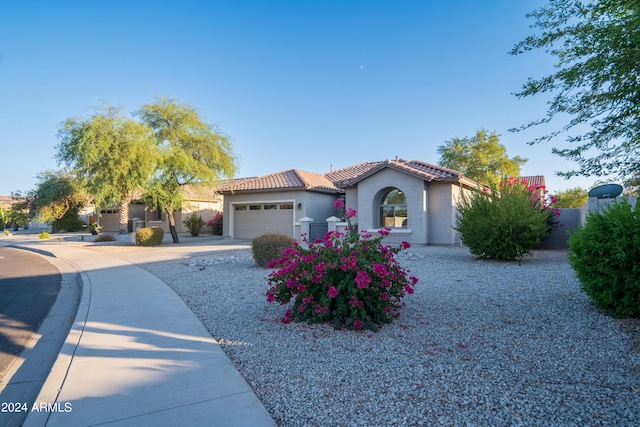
298 217 313 246
326 216 341 232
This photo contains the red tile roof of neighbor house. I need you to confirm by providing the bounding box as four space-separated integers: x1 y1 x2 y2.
521 175 546 187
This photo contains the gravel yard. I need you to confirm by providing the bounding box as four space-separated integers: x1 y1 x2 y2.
141 246 640 427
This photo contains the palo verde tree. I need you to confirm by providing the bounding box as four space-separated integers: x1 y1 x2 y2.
136 96 237 243
553 187 589 208
511 0 640 183
437 129 528 187
29 169 86 233
57 104 158 234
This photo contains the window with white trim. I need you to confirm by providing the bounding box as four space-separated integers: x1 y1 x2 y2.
379 188 408 228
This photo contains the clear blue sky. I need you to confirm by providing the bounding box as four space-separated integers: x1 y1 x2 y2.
0 0 602 196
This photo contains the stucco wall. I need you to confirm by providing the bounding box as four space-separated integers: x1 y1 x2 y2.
427 182 461 245
303 192 341 224
349 168 429 245
538 196 638 249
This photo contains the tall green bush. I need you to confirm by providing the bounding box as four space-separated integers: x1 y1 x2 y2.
568 199 640 316
455 177 550 260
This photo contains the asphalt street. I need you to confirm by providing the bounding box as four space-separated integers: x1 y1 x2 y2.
0 247 61 381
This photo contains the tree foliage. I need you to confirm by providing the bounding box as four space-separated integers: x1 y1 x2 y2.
137 96 237 243
553 186 589 208
511 0 640 182
437 129 528 187
56 104 157 233
30 169 86 233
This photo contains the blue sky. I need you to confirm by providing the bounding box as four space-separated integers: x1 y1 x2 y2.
0 0 602 196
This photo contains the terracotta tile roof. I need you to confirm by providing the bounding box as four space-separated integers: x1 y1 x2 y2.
220 159 474 194
327 158 463 187
180 184 223 202
220 169 342 194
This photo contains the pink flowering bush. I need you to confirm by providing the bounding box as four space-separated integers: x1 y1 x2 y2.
266 200 417 331
207 213 223 235
455 177 561 261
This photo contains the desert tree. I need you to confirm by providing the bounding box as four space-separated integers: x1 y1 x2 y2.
437 129 527 187
56 104 158 234
30 169 86 233
511 0 640 183
136 96 237 243
553 187 589 208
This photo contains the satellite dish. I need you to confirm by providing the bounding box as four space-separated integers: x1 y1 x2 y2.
588 183 623 199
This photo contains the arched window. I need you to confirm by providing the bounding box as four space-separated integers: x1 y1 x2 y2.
379 188 407 228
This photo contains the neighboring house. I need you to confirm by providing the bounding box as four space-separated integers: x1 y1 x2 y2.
220 158 485 246
96 184 225 233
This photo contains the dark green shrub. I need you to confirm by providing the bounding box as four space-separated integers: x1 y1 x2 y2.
135 227 164 246
56 214 86 232
252 233 295 268
568 199 640 316
455 178 549 260
183 213 205 236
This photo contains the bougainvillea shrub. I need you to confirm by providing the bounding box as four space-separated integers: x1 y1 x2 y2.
266 201 417 331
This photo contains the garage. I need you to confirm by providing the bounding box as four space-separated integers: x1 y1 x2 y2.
233 202 294 239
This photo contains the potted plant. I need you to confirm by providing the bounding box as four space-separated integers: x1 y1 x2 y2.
88 222 102 235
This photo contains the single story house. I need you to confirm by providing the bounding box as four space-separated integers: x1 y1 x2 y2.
95 184 224 234
220 158 484 246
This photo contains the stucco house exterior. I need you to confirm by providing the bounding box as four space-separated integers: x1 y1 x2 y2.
220 158 484 246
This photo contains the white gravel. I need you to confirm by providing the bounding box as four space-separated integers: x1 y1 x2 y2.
141 246 640 426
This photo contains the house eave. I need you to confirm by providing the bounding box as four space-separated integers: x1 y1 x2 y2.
222 187 344 196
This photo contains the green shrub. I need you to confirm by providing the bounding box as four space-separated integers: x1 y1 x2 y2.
55 214 86 232
39 231 51 240
135 227 164 246
455 178 549 260
568 199 640 316
93 234 116 242
252 232 295 268
183 213 205 236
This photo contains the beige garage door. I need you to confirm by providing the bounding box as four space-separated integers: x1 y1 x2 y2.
233 202 294 239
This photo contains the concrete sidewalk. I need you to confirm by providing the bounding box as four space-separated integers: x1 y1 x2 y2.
2 236 275 426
